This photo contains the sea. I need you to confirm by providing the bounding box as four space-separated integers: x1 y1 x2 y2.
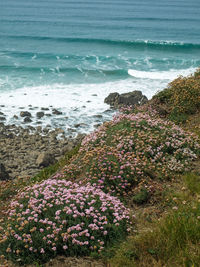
0 0 200 134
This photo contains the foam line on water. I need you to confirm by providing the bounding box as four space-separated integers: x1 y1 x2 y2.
128 68 196 80
0 67 197 133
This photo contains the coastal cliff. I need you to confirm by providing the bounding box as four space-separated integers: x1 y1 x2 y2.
0 69 200 267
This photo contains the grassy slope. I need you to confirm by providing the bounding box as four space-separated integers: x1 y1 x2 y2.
0 70 199 267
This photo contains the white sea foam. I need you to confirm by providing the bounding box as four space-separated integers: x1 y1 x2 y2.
0 67 197 134
128 68 196 80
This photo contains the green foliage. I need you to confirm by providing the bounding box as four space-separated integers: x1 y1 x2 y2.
132 187 150 204
110 201 200 266
168 108 189 123
154 68 200 121
184 173 200 195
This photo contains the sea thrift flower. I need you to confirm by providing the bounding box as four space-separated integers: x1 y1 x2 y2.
0 179 131 265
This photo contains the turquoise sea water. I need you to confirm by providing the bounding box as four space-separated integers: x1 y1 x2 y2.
0 0 200 132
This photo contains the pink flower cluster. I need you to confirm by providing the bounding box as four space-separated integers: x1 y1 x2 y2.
62 110 200 195
0 179 131 263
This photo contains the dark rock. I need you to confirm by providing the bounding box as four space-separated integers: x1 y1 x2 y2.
104 92 119 107
94 123 101 128
24 117 32 123
0 112 4 116
41 107 49 111
74 123 87 128
20 111 32 117
36 111 45 119
0 116 6 121
94 114 103 119
13 115 19 119
0 163 10 180
118 91 148 106
104 90 148 108
36 152 55 167
52 109 62 115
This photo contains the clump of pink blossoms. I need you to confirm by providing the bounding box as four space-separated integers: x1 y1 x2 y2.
0 179 132 265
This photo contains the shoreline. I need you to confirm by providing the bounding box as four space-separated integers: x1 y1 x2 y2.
0 89 147 180
0 122 85 180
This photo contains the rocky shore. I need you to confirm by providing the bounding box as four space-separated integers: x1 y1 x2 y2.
0 90 148 181
0 123 85 180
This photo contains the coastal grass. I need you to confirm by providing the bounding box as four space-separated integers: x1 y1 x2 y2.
153 68 200 123
109 172 200 267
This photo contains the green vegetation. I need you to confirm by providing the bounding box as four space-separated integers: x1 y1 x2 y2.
0 69 200 266
109 173 200 267
154 68 200 123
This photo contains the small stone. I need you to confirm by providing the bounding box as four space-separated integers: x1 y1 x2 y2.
74 123 87 128
20 111 32 117
52 109 62 115
94 114 103 119
24 117 32 123
36 152 55 167
36 112 45 119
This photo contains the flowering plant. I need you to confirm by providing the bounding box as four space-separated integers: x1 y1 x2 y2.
62 110 200 196
0 179 131 265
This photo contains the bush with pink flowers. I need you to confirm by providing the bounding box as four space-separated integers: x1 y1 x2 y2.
0 179 131 265
62 110 200 197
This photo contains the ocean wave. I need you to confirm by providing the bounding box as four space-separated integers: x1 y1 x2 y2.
0 64 128 77
1 35 200 50
128 68 196 80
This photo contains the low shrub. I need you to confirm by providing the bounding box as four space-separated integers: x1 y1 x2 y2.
154 68 200 121
0 179 132 265
62 111 200 197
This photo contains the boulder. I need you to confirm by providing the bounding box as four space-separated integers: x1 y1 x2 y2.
104 90 148 108
52 109 62 115
104 92 120 107
36 152 55 167
20 111 32 117
36 111 45 119
0 163 10 180
24 117 32 123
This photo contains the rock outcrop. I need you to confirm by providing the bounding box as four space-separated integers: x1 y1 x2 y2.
0 163 10 180
104 90 148 108
0 124 85 179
